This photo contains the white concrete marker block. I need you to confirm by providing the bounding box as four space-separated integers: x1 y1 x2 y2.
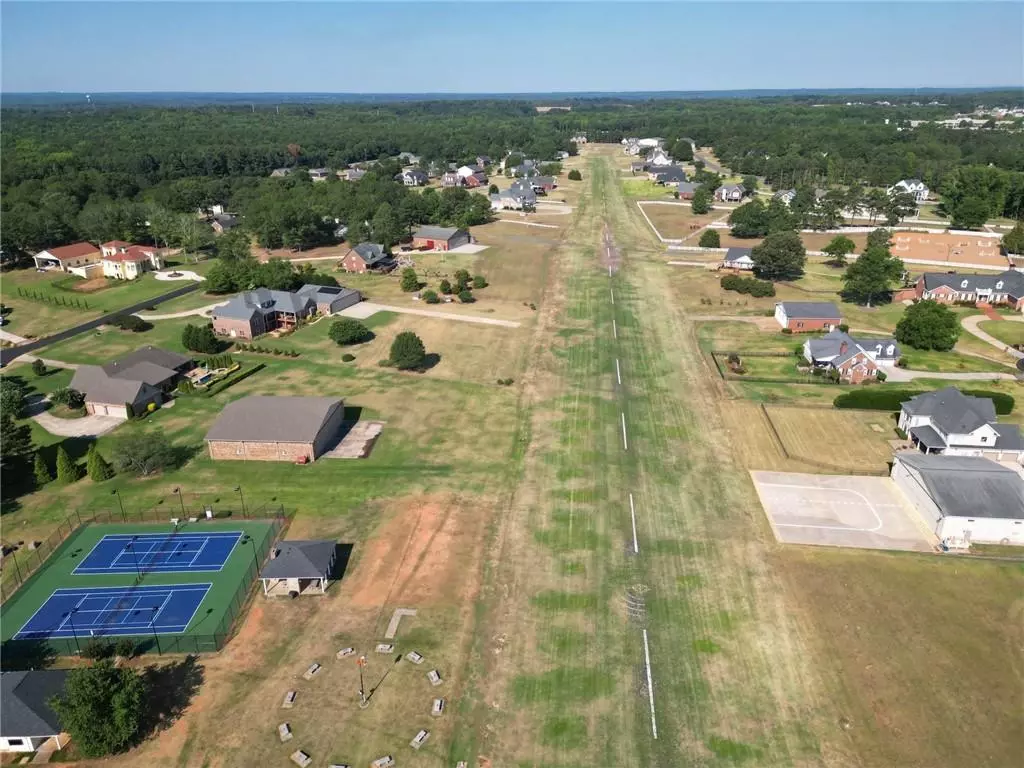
427 669 443 686
282 691 297 708
278 723 292 743
290 750 312 768
375 643 394 654
302 663 321 680
432 698 445 716
371 757 395 768
336 647 354 660
405 651 424 664
411 729 430 749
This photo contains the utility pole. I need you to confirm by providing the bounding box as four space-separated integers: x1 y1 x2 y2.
357 655 368 708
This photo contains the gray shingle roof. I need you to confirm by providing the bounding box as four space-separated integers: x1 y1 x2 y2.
651 166 687 183
724 247 753 264
205 395 343 443
413 226 463 241
676 181 698 194
1 670 67 738
352 243 389 265
213 288 314 321
807 330 900 364
901 387 997 435
295 284 360 304
102 346 191 374
778 302 842 320
896 453 1024 519
922 270 1024 298
260 540 337 579
70 365 153 405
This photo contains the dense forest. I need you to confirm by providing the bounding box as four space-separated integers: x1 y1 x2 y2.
3 94 1023 257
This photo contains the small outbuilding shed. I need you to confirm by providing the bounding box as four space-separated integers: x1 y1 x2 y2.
260 540 338 597
205 396 345 462
411 226 470 251
0 670 69 753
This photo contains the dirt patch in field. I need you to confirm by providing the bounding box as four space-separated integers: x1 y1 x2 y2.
346 495 484 608
70 276 111 292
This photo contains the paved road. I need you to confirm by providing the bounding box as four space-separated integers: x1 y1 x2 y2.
961 314 1024 360
0 282 199 367
339 301 522 328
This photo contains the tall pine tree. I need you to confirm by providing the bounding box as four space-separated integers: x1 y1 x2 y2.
55 445 80 484
86 444 115 482
33 453 52 486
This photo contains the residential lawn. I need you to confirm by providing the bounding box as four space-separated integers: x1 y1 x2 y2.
0 268 200 337
979 319 1024 347
898 346 1012 373
41 318 199 364
728 354 812 380
621 178 676 199
763 405 895 472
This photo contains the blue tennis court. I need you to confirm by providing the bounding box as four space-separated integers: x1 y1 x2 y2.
13 584 212 639
73 531 242 575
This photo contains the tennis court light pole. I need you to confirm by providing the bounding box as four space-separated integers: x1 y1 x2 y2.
111 489 126 522
63 609 80 654
234 486 247 516
173 488 186 518
240 534 259 573
149 607 162 656
127 537 142 581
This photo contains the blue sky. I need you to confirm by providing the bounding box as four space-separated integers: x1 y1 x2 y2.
2 2 1022 93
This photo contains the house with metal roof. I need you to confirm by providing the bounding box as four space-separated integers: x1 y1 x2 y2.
412 226 470 252
205 395 346 462
259 540 339 596
773 302 842 332
803 330 900 383
0 670 69 753
898 386 1023 460
294 284 362 315
32 242 102 272
891 452 1024 546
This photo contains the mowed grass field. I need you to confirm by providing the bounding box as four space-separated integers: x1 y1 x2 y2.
640 202 724 239
0 265 206 338
764 405 894 472
980 319 1024 347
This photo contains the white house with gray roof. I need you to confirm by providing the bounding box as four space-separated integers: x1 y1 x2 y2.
1 670 69 753
899 387 1023 460
891 453 1024 546
722 247 754 271
886 178 929 203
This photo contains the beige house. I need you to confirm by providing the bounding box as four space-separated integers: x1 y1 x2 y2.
100 241 164 280
32 242 101 272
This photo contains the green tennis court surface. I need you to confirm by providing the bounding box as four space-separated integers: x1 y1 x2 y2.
1 519 279 656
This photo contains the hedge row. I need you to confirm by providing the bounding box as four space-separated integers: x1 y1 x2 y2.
720 274 776 298
204 363 266 398
833 387 1014 415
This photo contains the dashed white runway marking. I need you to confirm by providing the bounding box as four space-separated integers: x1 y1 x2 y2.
615 358 622 386
642 628 658 739
610 287 615 304
612 318 618 338
629 493 639 554
620 412 629 451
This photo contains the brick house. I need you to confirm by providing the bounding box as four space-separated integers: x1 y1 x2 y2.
464 171 488 188
803 330 900 383
31 242 101 272
212 288 316 340
205 395 346 462
100 241 164 280
676 181 698 200
774 302 841 332
339 243 395 273
411 226 471 251
900 270 1024 310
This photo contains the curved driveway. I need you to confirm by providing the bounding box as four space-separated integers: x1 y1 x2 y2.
961 314 1024 360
